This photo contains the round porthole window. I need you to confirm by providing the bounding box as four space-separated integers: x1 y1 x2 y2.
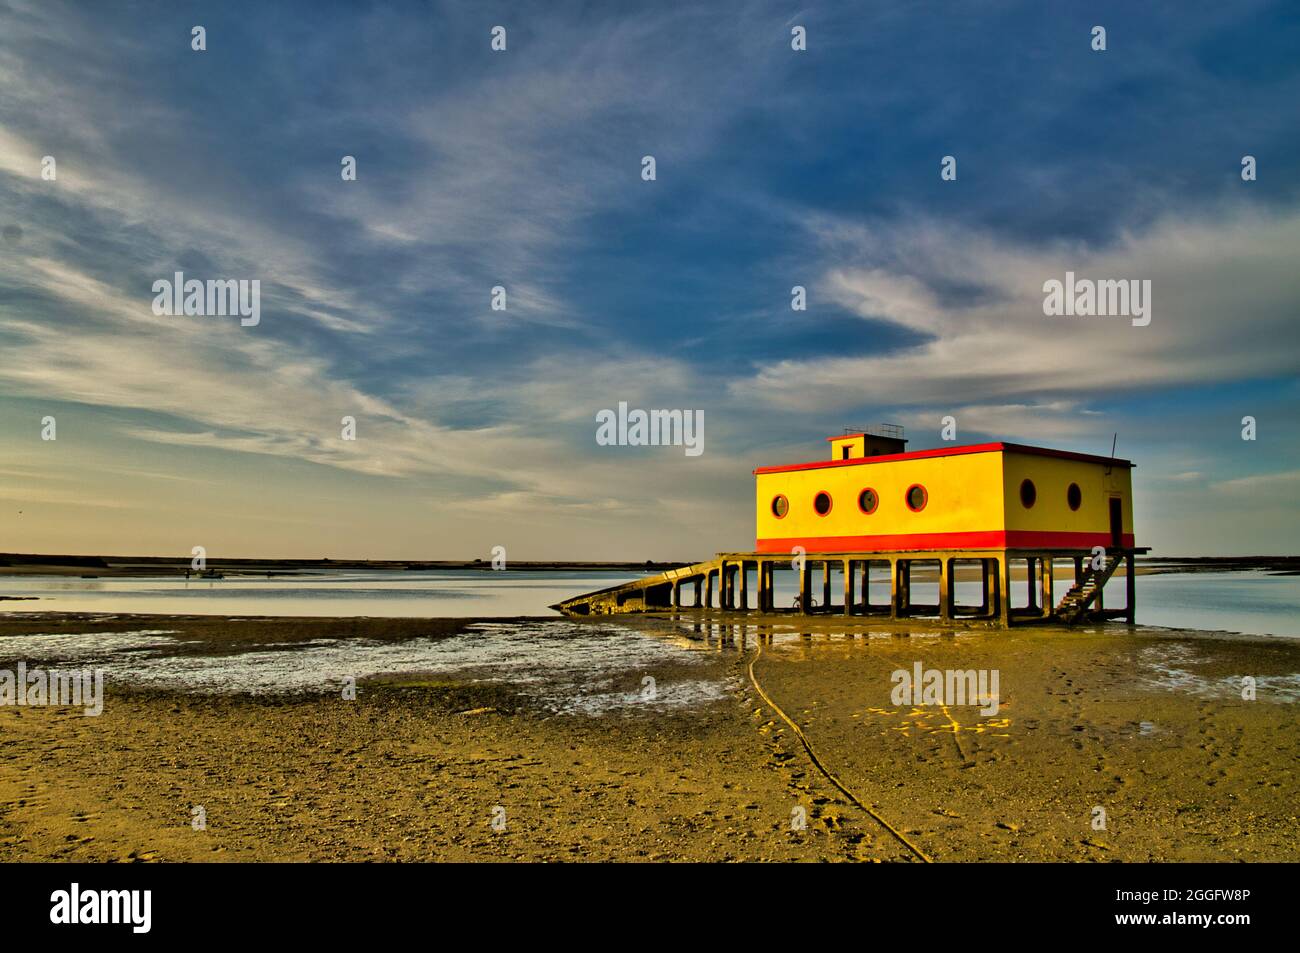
905 484 928 512
858 488 879 514
1020 478 1037 509
771 495 789 518
1067 482 1082 511
814 491 833 516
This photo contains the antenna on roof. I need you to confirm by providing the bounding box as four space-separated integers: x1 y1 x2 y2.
1105 433 1117 475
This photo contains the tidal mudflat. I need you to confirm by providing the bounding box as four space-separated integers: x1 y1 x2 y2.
0 611 1296 861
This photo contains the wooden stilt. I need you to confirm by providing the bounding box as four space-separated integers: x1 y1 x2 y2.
1125 552 1136 623
938 558 951 621
1042 557 1055 618
893 559 911 618
843 559 853 617
888 559 898 619
998 555 1012 626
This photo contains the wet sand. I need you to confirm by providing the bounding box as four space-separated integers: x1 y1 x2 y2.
0 612 1296 862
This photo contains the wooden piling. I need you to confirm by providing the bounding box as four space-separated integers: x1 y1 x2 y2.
553 545 1145 626
1125 552 1136 622
1042 558 1055 618
892 558 911 619
1025 556 1038 612
843 558 853 617
998 555 1012 626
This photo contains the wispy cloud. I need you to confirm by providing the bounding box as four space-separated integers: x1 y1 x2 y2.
732 206 1300 413
1 0 1296 557
1211 470 1300 493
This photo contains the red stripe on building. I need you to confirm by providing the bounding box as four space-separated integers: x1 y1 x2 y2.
756 530 1135 553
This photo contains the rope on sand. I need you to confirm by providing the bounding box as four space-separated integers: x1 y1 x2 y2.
746 641 933 863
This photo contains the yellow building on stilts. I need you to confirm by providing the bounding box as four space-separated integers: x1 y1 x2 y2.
556 425 1145 626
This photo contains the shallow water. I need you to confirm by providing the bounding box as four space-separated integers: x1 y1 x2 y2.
1134 640 1300 703
0 615 1007 708
3 610 1298 711
1131 570 1300 640
0 570 643 619
0 620 733 715
0 566 1296 637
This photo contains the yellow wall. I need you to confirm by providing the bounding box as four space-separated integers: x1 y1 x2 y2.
1001 452 1133 537
755 450 1006 546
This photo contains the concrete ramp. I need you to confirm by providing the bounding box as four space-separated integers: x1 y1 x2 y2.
551 558 723 616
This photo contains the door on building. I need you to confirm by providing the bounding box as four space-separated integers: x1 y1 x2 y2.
1109 497 1123 548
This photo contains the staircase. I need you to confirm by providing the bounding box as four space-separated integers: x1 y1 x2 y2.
1055 552 1124 623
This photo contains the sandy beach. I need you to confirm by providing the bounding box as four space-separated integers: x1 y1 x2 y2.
1 611 1296 862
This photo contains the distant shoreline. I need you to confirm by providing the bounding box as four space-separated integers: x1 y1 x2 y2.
0 553 693 577
0 552 1296 578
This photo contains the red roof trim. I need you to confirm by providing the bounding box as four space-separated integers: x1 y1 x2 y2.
753 442 1134 475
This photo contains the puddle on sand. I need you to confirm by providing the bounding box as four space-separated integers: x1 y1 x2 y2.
0 621 731 716
0 630 182 661
1135 643 1300 702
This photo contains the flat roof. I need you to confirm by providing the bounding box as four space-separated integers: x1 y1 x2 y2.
753 442 1135 475
826 432 906 442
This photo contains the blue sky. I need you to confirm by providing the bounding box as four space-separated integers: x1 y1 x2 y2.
1 0 1297 558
